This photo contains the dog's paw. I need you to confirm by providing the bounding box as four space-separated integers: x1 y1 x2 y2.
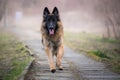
51 69 56 73
58 66 63 70
58 68 63 70
56 64 63 70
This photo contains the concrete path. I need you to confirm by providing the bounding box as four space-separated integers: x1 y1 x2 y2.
10 27 120 80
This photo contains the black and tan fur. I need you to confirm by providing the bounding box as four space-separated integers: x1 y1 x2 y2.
41 7 64 73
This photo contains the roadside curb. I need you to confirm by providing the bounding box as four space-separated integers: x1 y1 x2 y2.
18 59 34 80
24 44 34 56
17 44 35 80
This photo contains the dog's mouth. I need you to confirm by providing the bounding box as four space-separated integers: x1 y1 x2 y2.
49 29 54 35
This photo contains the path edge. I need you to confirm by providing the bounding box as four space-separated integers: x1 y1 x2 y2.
17 44 35 80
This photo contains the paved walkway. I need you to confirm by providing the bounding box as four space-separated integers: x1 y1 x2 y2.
10 27 120 80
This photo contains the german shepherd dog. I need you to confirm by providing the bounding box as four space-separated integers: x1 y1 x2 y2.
41 7 64 73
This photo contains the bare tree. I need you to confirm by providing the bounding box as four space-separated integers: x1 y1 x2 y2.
0 0 8 26
96 0 120 39
0 0 4 21
3 0 8 27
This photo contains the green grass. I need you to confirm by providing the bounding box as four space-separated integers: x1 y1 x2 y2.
89 50 110 59
64 32 120 74
0 32 33 80
96 37 120 43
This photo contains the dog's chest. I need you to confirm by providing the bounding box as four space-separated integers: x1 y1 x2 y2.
48 39 61 48
48 40 61 55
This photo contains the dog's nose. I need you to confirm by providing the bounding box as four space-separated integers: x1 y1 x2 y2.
50 25 54 29
50 27 54 30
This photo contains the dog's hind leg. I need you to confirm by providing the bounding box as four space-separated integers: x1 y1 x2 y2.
41 38 43 44
41 37 44 49
45 47 56 73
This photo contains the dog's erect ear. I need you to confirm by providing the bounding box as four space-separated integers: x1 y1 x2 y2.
43 7 50 18
52 7 59 16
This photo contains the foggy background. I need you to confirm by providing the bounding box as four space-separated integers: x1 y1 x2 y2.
0 0 120 39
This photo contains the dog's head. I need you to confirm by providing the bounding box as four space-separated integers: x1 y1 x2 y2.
43 7 60 36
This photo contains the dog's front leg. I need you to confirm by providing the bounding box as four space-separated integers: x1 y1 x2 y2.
56 44 64 70
45 47 56 73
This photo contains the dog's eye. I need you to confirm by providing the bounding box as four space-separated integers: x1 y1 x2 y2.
53 18 57 22
52 19 55 22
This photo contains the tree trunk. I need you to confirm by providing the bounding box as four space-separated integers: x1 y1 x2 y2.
3 0 8 27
